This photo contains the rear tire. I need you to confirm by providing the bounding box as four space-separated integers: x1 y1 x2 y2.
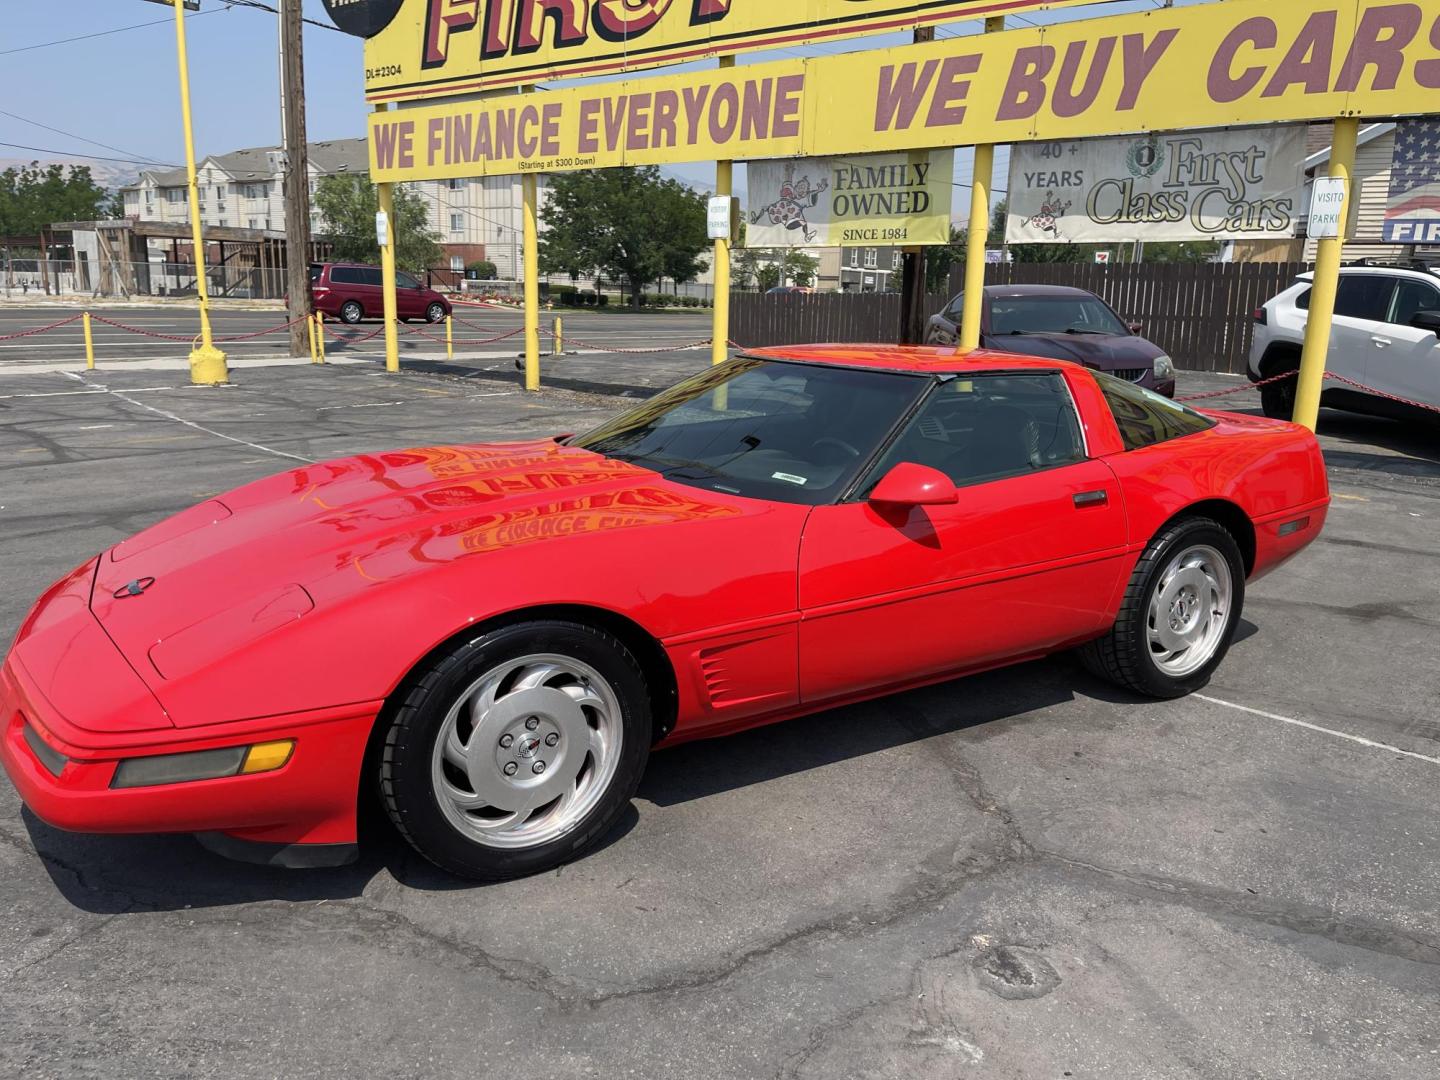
1080 518 1245 699
340 300 364 325
1260 374 1297 420
380 621 652 881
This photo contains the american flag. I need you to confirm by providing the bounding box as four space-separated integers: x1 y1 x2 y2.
1384 120 1440 244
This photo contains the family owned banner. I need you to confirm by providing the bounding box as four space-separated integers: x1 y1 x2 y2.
1006 126 1307 244
747 152 954 248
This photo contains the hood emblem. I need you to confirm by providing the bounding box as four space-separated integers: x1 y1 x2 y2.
114 577 156 599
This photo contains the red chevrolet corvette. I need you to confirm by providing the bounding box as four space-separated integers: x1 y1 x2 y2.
1 347 1328 879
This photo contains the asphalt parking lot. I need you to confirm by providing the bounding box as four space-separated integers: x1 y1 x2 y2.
1 343 1438 1079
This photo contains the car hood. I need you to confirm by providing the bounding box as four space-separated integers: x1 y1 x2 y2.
984 333 1164 369
88 439 738 709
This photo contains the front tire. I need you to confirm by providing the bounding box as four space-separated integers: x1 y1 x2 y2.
1081 518 1245 699
426 303 447 324
380 621 652 881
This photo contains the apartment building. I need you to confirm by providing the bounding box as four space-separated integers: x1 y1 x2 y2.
121 140 370 234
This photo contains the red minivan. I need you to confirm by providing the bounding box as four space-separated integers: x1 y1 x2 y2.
308 263 452 325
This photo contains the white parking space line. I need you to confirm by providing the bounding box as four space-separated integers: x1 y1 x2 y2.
1195 693 1440 768
58 372 316 465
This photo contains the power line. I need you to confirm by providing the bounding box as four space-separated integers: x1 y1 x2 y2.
0 8 221 57
0 109 173 168
216 0 342 33
0 141 180 168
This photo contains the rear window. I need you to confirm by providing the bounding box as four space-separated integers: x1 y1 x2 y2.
308 264 322 283
1095 372 1216 450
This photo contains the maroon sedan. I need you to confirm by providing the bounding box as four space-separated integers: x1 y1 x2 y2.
926 285 1177 397
308 262 452 325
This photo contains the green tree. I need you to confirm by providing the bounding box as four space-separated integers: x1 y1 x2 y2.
467 259 498 280
731 221 764 290
312 174 441 273
0 163 110 238
755 263 781 291
540 166 709 304
785 251 819 288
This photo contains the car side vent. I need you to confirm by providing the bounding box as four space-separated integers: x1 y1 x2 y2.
699 648 739 705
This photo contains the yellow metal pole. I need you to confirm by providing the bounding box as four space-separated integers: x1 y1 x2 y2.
522 169 541 391
377 178 401 373
83 311 95 370
307 312 318 363
712 55 735 368
316 311 326 362
1294 116 1359 433
552 315 563 357
957 143 995 353
446 313 454 360
170 0 227 385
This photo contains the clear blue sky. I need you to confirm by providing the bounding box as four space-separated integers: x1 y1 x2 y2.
1 0 1191 213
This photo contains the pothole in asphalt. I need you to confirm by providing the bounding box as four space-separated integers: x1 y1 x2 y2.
971 945 1061 1000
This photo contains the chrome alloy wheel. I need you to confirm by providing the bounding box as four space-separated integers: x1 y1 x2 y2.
1146 544 1233 678
431 654 622 850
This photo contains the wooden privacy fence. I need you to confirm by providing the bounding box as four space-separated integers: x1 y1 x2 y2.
729 262 1314 375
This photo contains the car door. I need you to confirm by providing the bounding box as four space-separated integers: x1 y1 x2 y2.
1366 276 1440 407
1302 274 1397 383
359 267 386 317
796 371 1129 704
396 271 425 318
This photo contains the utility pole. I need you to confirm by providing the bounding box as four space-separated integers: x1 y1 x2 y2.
898 25 935 345
280 0 313 358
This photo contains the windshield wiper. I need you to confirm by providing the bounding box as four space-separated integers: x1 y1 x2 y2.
1064 327 1109 336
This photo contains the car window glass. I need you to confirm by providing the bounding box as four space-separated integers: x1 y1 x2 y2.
1332 275 1396 320
990 296 1128 336
361 268 384 287
861 373 1087 493
943 294 965 320
1095 372 1216 450
308 265 322 283
330 266 361 285
1389 279 1440 326
572 359 927 506
397 272 421 290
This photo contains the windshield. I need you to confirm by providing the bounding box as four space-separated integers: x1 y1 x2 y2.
991 295 1129 337
570 358 928 505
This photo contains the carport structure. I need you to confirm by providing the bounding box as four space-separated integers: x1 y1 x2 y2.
52 219 332 301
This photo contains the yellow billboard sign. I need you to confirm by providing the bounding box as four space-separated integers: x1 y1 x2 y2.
370 0 1440 182
364 0 1105 103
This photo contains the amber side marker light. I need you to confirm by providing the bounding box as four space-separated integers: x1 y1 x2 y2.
1277 517 1311 537
111 740 295 789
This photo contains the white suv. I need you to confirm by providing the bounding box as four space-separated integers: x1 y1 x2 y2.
1249 264 1440 423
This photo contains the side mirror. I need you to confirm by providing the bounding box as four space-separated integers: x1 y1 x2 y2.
1409 310 1440 336
868 463 959 508
1127 321 1144 335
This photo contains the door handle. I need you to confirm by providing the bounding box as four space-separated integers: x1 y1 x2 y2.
1073 490 1109 508
1371 336 1392 348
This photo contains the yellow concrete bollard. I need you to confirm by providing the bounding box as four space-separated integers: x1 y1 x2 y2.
552 316 563 357
446 314 454 361
307 314 318 364
83 312 95 370
315 312 326 363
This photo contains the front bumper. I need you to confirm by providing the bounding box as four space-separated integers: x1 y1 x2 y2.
0 653 378 853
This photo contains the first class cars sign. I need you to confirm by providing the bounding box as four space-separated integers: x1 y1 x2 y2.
369 0 1440 183
363 0 1104 102
1006 126 1307 244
